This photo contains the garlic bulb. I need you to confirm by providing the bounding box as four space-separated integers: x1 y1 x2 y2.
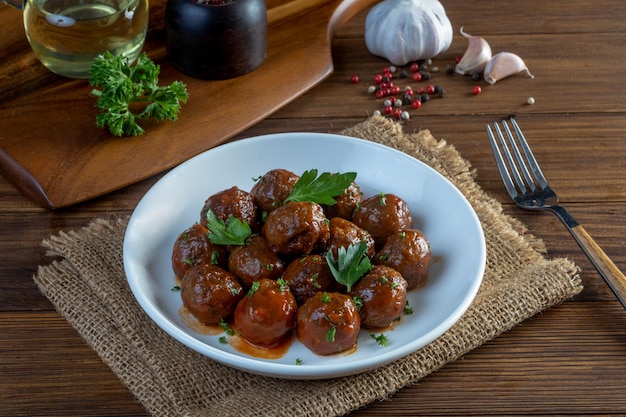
455 27 492 75
365 0 453 66
483 52 534 84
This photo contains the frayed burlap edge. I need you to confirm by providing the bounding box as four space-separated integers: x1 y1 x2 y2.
34 115 582 417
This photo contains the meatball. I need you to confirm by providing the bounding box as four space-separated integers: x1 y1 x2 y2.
181 264 244 325
283 254 337 305
374 229 431 289
296 292 361 356
233 278 297 347
228 235 286 289
171 223 228 279
325 217 375 260
352 193 413 249
200 186 260 233
323 180 362 220
250 168 299 213
262 201 330 257
350 265 407 329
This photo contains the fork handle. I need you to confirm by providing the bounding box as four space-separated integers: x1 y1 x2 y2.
569 224 626 309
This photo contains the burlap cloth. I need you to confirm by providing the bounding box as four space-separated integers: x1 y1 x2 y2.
34 115 582 417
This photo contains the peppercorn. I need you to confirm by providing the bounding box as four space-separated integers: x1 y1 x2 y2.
412 99 422 109
419 71 431 81
470 71 481 81
350 75 359 84
472 86 482 95
412 72 422 82
420 94 429 102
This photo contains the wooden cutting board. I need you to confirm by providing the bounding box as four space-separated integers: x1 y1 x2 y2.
0 0 376 209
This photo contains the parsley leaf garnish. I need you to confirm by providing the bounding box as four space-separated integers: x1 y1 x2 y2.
325 241 372 292
204 208 252 245
371 333 389 347
89 52 188 137
284 169 357 205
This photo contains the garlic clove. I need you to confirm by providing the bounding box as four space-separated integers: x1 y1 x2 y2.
455 27 492 75
483 52 534 84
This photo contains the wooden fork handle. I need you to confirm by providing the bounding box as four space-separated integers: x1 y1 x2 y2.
570 225 626 309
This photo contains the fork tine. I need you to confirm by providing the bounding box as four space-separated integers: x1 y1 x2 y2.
501 119 538 194
486 124 520 199
494 121 533 196
509 117 549 189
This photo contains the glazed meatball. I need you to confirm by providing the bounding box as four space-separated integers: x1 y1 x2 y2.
296 292 361 356
228 235 286 289
374 229 431 289
250 168 299 213
325 217 375 260
352 193 413 249
233 278 297 347
350 265 407 329
171 223 228 279
283 254 337 305
262 201 330 257
181 264 244 325
323 180 362 220
200 186 260 233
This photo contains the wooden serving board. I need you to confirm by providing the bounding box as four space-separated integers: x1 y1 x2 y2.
0 0 376 209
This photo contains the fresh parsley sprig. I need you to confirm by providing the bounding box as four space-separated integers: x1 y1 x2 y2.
89 52 189 137
284 169 357 205
325 241 372 292
204 208 252 245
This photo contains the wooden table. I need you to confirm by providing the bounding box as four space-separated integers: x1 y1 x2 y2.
2 0 626 415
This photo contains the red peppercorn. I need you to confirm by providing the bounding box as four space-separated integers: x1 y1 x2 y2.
350 75 359 84
384 105 393 115
426 85 435 95
416 87 424 95
410 62 419 72
374 74 383 84
473 85 482 95
375 89 385 99
412 72 422 82
455 56 462 63
392 107 402 118
391 85 401 95
412 99 422 109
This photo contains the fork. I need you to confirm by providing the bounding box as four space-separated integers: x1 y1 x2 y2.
487 117 626 310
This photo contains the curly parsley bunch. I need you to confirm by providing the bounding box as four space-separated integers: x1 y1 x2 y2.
89 52 189 137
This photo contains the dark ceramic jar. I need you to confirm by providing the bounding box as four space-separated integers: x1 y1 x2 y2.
165 0 267 79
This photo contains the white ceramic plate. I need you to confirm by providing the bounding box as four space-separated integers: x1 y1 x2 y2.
124 132 486 380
